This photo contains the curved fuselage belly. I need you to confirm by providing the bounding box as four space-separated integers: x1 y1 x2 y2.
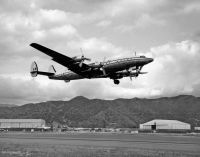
49 72 84 80
49 59 150 81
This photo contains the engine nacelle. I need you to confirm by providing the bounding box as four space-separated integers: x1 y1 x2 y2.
72 56 91 62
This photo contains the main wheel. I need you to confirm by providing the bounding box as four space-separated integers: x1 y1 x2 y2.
114 79 120 85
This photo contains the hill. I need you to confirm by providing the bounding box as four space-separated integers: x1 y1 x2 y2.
0 104 16 107
0 95 199 128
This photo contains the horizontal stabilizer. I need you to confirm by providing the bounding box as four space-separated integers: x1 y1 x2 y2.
138 72 148 74
30 61 55 77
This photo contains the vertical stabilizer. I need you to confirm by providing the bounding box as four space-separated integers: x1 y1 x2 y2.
30 61 38 77
48 65 56 75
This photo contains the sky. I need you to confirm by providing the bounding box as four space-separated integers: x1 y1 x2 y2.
0 0 200 105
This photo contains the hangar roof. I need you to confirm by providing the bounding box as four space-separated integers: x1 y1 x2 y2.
0 119 45 123
140 119 190 126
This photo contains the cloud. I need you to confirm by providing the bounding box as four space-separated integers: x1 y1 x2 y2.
143 40 200 97
134 14 165 28
115 25 133 33
49 25 77 36
0 75 74 104
102 0 150 17
0 7 81 60
96 20 112 27
1 40 200 105
66 37 125 60
38 9 84 26
0 0 200 105
179 1 200 14
39 9 67 23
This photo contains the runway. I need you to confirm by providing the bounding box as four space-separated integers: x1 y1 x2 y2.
0 132 200 156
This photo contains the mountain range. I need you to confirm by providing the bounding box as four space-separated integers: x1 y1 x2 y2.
0 104 16 107
0 95 199 128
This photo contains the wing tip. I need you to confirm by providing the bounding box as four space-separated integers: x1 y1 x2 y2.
30 43 38 47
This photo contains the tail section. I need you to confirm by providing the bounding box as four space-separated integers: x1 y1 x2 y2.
30 61 38 77
30 61 55 77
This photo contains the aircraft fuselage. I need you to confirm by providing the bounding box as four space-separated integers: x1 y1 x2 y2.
49 56 153 81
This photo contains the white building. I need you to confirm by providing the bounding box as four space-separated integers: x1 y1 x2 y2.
0 119 46 129
194 127 200 131
140 119 191 130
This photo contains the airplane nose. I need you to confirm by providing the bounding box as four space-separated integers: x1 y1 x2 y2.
149 58 154 63
146 58 153 63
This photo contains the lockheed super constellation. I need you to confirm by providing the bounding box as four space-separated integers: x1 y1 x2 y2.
30 43 153 85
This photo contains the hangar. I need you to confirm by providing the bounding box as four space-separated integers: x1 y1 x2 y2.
0 119 47 131
139 119 191 132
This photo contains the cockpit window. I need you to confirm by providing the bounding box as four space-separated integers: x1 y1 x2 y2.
140 56 146 58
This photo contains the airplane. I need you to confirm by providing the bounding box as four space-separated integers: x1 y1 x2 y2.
30 43 153 85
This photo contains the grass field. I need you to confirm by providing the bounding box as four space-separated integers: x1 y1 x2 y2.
0 132 200 157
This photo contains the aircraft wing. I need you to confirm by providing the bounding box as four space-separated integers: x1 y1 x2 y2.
30 43 91 77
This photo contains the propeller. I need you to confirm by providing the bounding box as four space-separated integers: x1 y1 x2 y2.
130 75 133 81
77 48 91 67
127 67 137 81
139 65 143 71
80 48 91 61
79 60 83 67
126 69 133 81
97 57 107 75
102 68 106 76
128 66 145 80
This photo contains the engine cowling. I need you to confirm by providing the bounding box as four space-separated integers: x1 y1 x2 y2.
72 56 91 62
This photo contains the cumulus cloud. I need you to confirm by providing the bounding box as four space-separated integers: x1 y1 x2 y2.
66 37 126 60
96 20 112 27
1 40 200 105
0 75 75 104
142 40 200 97
0 0 200 104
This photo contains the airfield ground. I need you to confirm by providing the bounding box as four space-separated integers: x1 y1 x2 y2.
0 132 199 157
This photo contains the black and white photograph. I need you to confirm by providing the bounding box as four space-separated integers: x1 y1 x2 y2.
0 0 200 156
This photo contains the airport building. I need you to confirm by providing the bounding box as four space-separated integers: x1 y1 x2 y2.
0 119 47 131
139 119 191 132
194 127 200 131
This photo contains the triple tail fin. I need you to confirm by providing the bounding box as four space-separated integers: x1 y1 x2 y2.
48 65 56 74
30 61 56 77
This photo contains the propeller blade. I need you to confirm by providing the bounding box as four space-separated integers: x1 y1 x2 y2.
80 48 84 56
79 48 91 61
99 57 106 66
100 57 106 65
79 60 83 67
101 68 106 75
98 57 107 75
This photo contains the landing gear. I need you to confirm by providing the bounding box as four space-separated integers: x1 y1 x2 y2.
113 79 120 85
